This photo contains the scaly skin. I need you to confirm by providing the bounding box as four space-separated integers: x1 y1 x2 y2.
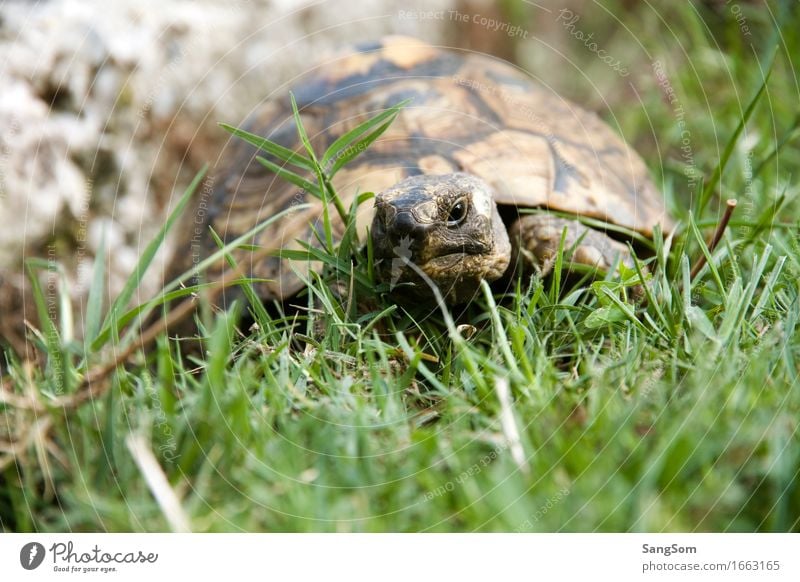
507 214 632 277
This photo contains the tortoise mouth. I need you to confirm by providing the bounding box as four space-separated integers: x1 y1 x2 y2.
422 252 468 270
373 249 469 271
421 252 497 284
374 247 509 304
374 248 470 272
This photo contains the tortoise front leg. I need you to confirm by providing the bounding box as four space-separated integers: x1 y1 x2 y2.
508 213 633 277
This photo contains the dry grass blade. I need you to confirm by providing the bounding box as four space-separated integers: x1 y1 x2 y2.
495 376 530 475
691 198 738 279
126 434 191 533
0 240 284 413
0 416 52 472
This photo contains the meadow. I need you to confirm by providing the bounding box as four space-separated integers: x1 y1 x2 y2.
1 1 798 532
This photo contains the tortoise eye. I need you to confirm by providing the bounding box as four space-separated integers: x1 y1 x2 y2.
447 199 469 226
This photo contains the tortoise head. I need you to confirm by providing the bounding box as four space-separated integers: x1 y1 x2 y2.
371 173 511 304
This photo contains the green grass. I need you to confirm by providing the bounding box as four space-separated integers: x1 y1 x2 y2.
1 1 799 532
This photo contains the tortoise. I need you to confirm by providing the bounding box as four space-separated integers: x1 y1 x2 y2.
192 36 671 306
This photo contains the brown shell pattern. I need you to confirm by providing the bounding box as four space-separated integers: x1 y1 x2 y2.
199 36 671 300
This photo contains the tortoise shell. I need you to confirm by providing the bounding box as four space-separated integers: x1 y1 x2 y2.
199 36 670 300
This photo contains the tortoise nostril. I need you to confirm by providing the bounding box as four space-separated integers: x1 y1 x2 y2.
390 211 426 243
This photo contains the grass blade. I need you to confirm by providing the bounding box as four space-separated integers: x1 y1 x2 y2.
338 191 374 259
208 226 272 331
697 49 776 215
688 212 726 297
256 156 321 198
329 120 394 176
289 92 339 249
109 204 311 350
288 242 373 289
98 166 207 346
24 260 69 393
321 99 410 168
219 122 315 171
85 229 107 344
749 256 786 324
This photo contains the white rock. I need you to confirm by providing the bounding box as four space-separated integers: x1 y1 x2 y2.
0 0 455 341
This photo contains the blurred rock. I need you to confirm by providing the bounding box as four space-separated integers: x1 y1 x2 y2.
0 0 456 352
